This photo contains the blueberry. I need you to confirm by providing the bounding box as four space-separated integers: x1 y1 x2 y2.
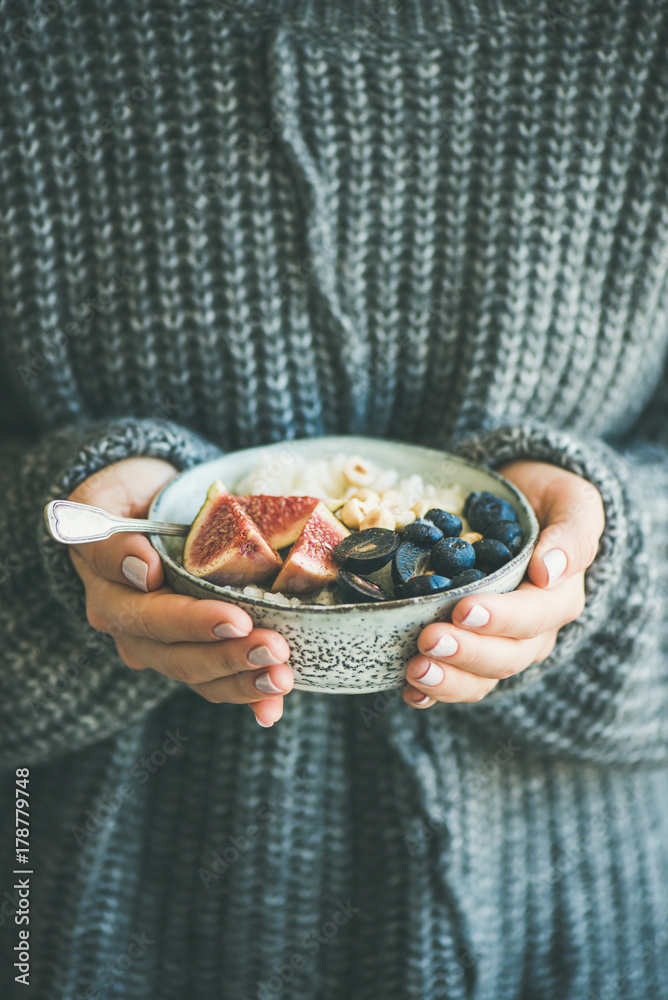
424 509 462 538
473 539 513 573
430 537 476 577
450 568 486 588
394 574 453 598
465 491 518 532
392 541 431 584
483 519 524 556
400 518 444 548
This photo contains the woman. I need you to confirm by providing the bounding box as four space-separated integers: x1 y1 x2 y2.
1 0 667 997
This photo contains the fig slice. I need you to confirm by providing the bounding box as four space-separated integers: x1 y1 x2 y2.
183 480 283 587
271 502 350 594
234 494 320 549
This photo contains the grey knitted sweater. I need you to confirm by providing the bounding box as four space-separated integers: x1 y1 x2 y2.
1 0 668 997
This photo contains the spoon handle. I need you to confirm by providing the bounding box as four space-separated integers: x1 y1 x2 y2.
44 500 190 545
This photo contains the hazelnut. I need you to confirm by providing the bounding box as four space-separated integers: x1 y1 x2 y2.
360 507 396 531
343 457 376 487
411 500 433 519
340 498 374 529
392 509 416 530
461 531 483 544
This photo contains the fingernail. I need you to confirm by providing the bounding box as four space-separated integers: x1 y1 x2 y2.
543 548 567 587
460 605 490 628
121 555 148 592
410 693 432 707
213 622 249 639
248 645 285 667
426 633 458 658
412 661 444 687
255 672 283 695
256 718 274 728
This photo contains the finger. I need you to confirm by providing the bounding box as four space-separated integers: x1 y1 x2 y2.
525 468 605 590
71 531 166 592
74 553 255 642
250 697 287 728
402 685 437 710
68 456 180 591
404 657 501 703
116 631 293 688
409 621 557 682
193 662 295 704
445 574 586 641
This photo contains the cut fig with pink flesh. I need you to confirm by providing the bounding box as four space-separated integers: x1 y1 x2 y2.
235 494 320 549
271 502 350 594
183 480 283 586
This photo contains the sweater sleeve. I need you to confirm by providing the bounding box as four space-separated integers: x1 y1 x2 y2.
448 373 668 767
0 417 221 769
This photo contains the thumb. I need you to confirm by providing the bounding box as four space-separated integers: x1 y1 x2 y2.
69 457 178 591
499 461 605 590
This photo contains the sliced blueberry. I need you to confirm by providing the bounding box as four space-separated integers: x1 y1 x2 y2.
394 574 453 599
400 518 444 548
483 519 524 556
338 570 393 603
450 568 486 588
473 539 513 572
332 527 400 574
430 537 476 577
424 509 462 538
392 541 431 584
465 491 518 532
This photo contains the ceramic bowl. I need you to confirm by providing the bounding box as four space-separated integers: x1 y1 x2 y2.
149 435 539 694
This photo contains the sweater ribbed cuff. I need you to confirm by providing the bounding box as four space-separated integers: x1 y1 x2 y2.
450 421 648 722
37 417 221 628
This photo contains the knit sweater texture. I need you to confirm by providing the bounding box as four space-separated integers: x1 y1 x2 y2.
1 0 668 997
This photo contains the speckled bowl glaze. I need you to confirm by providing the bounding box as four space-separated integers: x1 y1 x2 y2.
149 436 539 694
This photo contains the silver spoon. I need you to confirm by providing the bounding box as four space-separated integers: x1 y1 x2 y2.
44 499 189 545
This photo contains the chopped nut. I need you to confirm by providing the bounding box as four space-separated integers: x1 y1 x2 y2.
379 489 406 509
324 497 347 512
360 507 396 531
392 508 416 530
352 488 380 506
461 531 483 544
340 497 375 529
411 500 433 519
343 456 376 487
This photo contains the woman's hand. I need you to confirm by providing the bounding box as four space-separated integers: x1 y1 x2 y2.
404 461 605 708
68 457 293 727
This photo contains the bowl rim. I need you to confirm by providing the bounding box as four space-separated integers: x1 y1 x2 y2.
149 435 540 614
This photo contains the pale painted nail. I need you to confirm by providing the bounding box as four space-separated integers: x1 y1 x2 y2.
248 646 284 667
426 633 458 658
543 548 567 587
461 605 490 628
213 622 249 639
255 672 283 695
411 693 432 707
256 718 274 728
121 555 148 592
414 661 444 687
